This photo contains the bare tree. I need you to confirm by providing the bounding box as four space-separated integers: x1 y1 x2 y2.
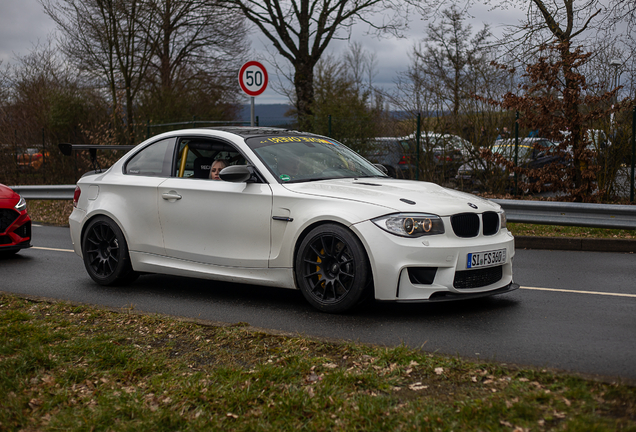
41 0 154 144
309 44 387 145
0 42 109 184
141 0 249 113
487 0 635 201
41 0 250 141
217 0 415 130
415 6 493 117
607 0 636 26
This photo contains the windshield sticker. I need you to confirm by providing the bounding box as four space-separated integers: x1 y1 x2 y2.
258 136 332 145
279 174 291 181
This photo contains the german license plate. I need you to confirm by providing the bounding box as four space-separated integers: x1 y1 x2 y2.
467 249 506 269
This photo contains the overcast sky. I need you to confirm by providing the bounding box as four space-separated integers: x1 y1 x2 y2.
0 0 527 105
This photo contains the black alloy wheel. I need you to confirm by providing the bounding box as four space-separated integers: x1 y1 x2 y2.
295 224 371 313
82 216 138 285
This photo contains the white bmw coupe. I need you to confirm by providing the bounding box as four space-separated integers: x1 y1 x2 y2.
69 127 518 313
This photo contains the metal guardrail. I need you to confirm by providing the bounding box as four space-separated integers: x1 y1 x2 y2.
10 185 76 200
9 185 636 230
492 199 636 230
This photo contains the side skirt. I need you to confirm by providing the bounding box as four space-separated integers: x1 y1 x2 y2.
130 251 296 289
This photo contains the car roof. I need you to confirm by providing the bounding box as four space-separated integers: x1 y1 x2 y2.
369 137 406 142
495 137 553 145
200 126 307 139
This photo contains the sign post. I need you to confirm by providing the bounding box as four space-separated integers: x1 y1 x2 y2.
238 61 268 126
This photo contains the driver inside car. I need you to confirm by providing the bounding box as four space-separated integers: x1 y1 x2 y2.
209 159 227 180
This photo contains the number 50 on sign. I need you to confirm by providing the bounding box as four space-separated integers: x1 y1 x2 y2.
238 61 268 97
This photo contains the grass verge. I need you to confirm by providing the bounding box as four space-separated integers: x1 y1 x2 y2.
26 200 74 227
1 293 635 431
507 223 635 239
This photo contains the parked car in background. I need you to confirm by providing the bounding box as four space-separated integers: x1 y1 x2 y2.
0 183 32 256
16 148 49 170
68 127 517 313
560 129 610 151
560 129 612 166
358 137 416 179
456 138 559 187
406 132 471 176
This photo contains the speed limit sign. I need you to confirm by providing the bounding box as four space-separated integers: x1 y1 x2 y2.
238 61 268 97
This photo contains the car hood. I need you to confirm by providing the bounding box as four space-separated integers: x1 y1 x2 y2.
282 178 500 216
0 184 18 201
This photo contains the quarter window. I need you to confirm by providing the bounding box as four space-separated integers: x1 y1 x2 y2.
124 138 175 177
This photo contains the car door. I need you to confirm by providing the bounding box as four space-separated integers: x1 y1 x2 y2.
157 137 273 268
119 136 176 255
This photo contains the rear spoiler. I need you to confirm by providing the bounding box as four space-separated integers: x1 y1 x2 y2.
58 143 136 172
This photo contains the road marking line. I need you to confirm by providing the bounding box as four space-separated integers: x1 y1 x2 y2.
22 248 636 299
32 246 75 253
521 286 636 298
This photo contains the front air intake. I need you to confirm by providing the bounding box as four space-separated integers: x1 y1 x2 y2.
450 213 479 238
482 212 499 236
0 209 19 233
14 221 31 239
408 267 438 285
454 266 503 289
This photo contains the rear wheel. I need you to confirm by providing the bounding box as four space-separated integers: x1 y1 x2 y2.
295 224 371 313
82 216 138 285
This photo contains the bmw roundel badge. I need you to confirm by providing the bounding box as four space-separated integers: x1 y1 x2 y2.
468 202 478 209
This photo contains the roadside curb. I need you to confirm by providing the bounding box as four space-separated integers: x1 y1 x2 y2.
516 236 636 253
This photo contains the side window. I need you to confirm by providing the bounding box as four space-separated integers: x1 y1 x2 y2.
174 138 248 179
124 138 175 177
399 141 413 153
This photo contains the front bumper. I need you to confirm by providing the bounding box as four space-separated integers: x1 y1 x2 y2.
0 238 32 253
351 219 516 301
0 213 32 252
387 282 519 303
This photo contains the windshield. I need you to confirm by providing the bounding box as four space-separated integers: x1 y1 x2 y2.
246 134 386 183
492 139 555 161
492 144 534 160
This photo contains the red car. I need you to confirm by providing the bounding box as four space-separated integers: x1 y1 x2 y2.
16 148 49 170
0 183 32 256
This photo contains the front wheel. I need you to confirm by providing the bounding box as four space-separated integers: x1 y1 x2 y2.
295 224 372 313
82 216 138 285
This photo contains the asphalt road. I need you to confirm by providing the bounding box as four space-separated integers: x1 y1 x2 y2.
2 224 635 383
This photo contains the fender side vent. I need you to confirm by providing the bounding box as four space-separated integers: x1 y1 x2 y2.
408 267 438 285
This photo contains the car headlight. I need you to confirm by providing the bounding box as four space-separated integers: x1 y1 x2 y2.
372 213 445 237
499 210 507 229
15 195 27 211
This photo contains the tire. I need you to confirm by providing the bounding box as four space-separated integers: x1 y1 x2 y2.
82 216 138 286
295 224 372 313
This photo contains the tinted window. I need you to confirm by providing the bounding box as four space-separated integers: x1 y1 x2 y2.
399 141 413 152
174 138 247 179
125 138 175 177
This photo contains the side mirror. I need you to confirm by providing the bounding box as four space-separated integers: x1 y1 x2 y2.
374 164 389 175
219 165 254 183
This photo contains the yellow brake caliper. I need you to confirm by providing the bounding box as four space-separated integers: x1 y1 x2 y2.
317 250 325 287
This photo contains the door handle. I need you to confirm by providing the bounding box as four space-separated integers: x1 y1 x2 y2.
161 191 182 201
